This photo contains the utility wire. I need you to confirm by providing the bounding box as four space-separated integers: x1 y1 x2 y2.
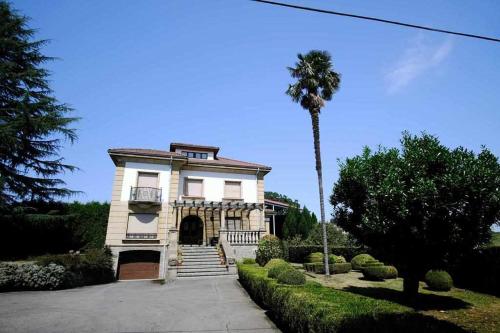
251 0 500 43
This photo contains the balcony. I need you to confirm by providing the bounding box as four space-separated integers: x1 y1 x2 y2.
129 187 162 203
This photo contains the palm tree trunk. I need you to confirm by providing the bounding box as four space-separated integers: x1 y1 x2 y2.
310 109 330 276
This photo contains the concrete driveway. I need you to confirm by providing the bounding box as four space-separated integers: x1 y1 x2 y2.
0 276 280 333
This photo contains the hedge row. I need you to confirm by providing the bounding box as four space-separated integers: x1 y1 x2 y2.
303 262 352 274
451 246 500 296
284 245 366 263
237 264 467 333
0 249 115 291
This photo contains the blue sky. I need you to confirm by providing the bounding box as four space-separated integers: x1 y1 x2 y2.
12 0 500 222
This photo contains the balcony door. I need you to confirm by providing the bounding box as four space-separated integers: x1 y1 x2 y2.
134 172 159 202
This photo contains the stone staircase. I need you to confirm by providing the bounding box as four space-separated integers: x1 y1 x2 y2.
177 245 234 278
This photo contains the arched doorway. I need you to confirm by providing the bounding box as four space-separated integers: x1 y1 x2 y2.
179 215 204 245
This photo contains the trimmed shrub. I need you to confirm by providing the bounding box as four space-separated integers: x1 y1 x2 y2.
307 252 323 263
268 262 293 279
277 269 306 285
36 248 114 286
329 254 346 263
0 262 66 291
425 270 453 291
237 263 466 333
332 263 352 274
303 262 352 274
256 235 283 266
241 258 256 264
285 245 365 263
351 253 375 270
363 266 398 281
264 258 288 270
361 259 384 269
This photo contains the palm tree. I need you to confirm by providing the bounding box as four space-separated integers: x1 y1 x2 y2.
286 50 341 276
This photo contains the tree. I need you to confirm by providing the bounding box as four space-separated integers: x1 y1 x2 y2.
283 206 300 239
331 132 500 302
0 1 78 204
286 50 341 275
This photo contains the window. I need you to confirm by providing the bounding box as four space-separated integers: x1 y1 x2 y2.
182 151 208 159
137 172 158 188
126 213 158 239
226 217 242 231
224 181 241 199
184 178 203 197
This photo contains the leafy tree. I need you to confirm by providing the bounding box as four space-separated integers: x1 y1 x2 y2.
306 222 357 248
283 206 300 239
286 50 341 275
0 1 78 204
331 132 500 302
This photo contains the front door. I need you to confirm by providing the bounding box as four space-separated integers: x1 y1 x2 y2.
179 216 203 245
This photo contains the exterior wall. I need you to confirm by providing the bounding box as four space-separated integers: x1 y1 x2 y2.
120 162 171 202
178 170 258 202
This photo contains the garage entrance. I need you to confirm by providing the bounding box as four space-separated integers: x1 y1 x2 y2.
117 250 160 280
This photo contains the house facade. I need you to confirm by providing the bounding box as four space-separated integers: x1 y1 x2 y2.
105 143 271 280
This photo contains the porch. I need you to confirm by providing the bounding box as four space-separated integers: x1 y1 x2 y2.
170 200 266 246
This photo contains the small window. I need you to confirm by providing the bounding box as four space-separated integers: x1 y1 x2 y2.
184 178 203 197
182 151 208 159
226 217 242 231
224 181 241 199
127 213 158 239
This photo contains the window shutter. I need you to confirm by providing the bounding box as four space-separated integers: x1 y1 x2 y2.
137 173 158 188
186 179 203 197
224 181 241 199
127 214 158 234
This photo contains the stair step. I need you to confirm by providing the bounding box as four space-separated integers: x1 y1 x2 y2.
178 267 227 273
177 271 235 278
177 265 227 271
182 255 220 258
181 262 224 267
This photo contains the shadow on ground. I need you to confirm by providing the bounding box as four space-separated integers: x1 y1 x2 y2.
344 286 471 311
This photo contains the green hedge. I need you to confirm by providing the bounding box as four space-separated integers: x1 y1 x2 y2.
0 263 66 291
425 270 453 291
285 245 365 263
363 266 398 281
303 262 352 274
241 258 256 264
268 262 293 279
277 269 306 285
351 254 375 270
237 263 467 332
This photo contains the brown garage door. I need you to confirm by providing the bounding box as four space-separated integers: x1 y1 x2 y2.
118 250 160 280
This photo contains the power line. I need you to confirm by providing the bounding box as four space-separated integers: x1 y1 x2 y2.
251 0 500 43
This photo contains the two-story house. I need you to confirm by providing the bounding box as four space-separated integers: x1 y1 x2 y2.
105 143 271 280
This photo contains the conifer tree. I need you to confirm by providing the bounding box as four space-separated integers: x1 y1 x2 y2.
0 1 78 204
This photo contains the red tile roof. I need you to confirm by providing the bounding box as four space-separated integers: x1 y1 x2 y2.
108 148 271 171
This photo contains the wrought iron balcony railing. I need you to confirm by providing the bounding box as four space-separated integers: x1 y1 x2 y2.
129 187 162 203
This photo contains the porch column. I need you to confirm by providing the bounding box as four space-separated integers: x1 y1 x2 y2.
272 214 276 235
220 208 226 231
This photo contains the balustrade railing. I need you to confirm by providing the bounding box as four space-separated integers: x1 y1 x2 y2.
130 187 162 203
225 230 262 245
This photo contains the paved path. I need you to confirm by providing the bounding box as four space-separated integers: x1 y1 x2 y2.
0 276 280 333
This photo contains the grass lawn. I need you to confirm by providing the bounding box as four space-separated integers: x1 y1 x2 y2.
302 269 500 333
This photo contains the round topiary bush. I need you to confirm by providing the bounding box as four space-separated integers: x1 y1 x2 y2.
329 254 346 264
307 252 324 263
268 262 292 279
256 235 284 266
361 259 384 269
362 265 397 281
351 254 375 270
331 262 352 274
425 270 453 291
277 269 306 285
264 258 288 269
